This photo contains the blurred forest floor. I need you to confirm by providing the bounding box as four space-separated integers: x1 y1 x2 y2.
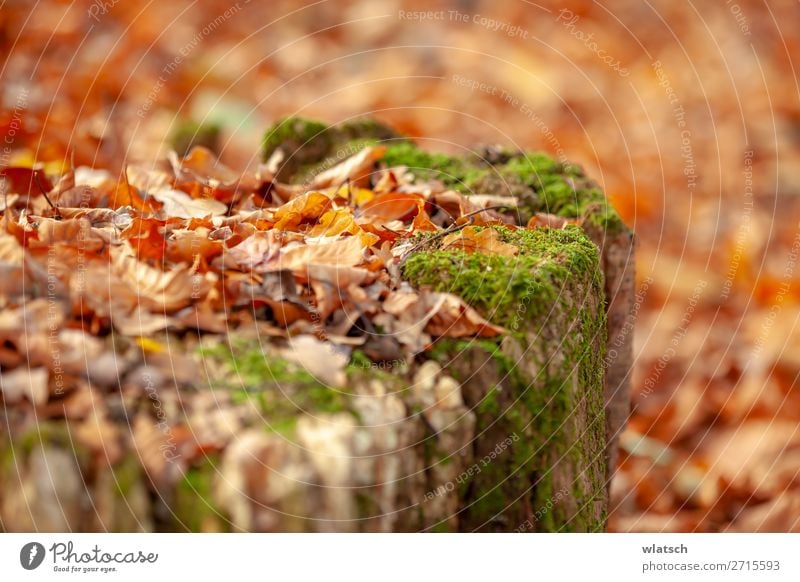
1 0 799 531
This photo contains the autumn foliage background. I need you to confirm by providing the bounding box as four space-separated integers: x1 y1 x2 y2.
1 0 799 531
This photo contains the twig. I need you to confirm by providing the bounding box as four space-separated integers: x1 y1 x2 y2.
34 172 62 219
455 205 507 224
380 224 406 236
397 221 468 267
396 206 508 266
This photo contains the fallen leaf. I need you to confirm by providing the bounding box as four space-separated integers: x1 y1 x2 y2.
310 146 385 189
309 208 380 246
424 292 506 338
0 167 52 197
223 232 281 272
152 186 227 218
110 246 213 313
171 146 240 187
359 192 421 223
441 225 518 256
276 236 366 272
273 191 332 231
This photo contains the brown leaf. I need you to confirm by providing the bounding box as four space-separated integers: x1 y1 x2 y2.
441 225 518 256
273 191 332 231
360 192 421 223
424 292 506 338
152 186 227 218
110 247 213 313
310 145 385 189
276 236 366 272
171 146 240 187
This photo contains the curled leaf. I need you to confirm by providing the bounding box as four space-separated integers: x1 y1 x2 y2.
441 225 518 256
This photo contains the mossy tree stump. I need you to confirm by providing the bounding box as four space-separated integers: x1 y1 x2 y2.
0 118 633 532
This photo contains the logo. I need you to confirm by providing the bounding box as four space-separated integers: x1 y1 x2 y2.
20 542 46 570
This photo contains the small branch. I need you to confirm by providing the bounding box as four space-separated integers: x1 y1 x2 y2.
35 172 62 219
395 206 509 267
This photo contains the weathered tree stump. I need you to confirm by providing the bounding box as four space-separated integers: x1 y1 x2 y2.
0 118 633 532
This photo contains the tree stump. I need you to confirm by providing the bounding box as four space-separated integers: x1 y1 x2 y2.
0 118 633 532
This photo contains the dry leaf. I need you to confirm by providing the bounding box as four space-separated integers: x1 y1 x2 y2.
276 236 366 272
310 146 386 189
273 191 332 230
309 208 380 246
152 186 227 218
441 225 518 256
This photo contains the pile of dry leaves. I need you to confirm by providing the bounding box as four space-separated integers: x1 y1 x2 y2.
0 142 528 411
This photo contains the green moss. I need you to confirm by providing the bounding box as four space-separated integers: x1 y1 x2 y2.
174 455 227 532
1 422 90 476
415 220 607 531
262 116 402 181
262 117 330 160
260 117 624 233
383 141 621 231
110 454 141 498
197 339 353 419
402 225 599 331
382 142 483 187
347 349 374 371
431 327 605 532
170 120 221 156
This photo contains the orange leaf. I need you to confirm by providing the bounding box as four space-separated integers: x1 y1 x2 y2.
411 200 438 232
309 209 380 246
360 192 422 223
441 226 518 256
273 191 332 231
121 217 167 262
108 181 162 213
